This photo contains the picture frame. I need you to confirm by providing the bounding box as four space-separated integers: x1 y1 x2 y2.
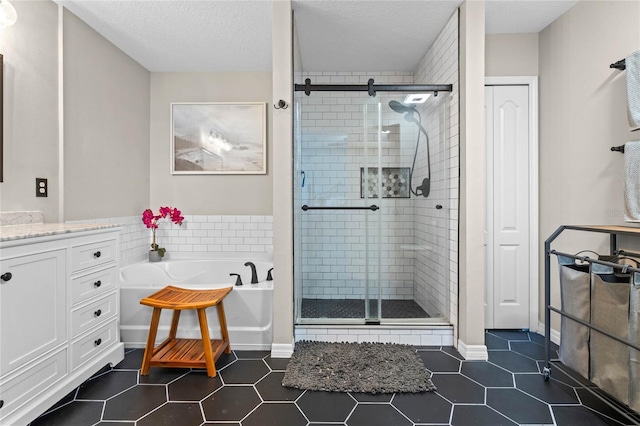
1 54 3 183
171 102 266 175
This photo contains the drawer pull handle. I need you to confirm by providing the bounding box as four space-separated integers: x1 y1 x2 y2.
94 309 102 317
93 251 101 258
94 280 102 288
0 399 4 409
1 272 12 282
94 338 102 346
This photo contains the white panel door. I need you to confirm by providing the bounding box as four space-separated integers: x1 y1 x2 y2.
486 85 530 329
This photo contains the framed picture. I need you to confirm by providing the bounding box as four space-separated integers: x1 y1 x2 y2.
171 102 266 175
360 167 410 198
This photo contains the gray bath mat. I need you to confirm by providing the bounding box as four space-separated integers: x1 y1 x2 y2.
282 341 436 394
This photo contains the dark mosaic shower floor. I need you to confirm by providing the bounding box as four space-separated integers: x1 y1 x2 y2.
301 298 430 319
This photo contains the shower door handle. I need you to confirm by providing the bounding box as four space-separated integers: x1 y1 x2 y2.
301 205 379 211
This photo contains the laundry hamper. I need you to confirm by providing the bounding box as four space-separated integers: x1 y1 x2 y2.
590 267 631 406
557 255 591 378
630 273 640 412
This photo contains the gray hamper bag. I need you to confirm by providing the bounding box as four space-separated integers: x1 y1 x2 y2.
558 255 591 379
630 272 640 413
590 267 631 406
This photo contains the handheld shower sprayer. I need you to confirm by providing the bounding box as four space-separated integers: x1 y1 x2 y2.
388 100 431 198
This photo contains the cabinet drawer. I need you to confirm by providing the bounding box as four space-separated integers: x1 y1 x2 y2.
71 239 117 273
0 348 67 421
71 293 117 338
72 266 117 305
72 320 118 370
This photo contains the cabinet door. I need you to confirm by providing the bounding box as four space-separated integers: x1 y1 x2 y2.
0 249 67 376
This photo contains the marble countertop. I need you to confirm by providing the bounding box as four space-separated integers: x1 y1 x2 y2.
0 223 121 242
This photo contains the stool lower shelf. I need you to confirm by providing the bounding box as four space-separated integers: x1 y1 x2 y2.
149 338 229 370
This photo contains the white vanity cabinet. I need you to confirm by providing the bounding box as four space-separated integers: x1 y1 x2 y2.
0 226 125 426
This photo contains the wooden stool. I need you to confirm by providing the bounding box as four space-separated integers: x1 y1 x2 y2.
139 285 233 378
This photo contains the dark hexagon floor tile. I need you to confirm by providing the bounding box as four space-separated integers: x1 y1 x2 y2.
168 371 222 401
418 350 461 372
43 389 77 412
553 405 625 426
234 350 270 359
243 402 307 426
297 391 356 422
441 346 464 360
139 367 189 384
137 402 203 426
219 359 269 384
30 401 103 426
350 392 393 403
487 330 531 341
430 373 485 403
576 388 640 425
90 364 113 379
201 386 261 422
515 373 579 404
451 404 517 426
488 350 539 373
256 372 304 401
460 361 514 387
529 332 558 350
202 423 239 425
392 391 452 423
264 356 290 371
114 349 144 370
485 332 510 350
94 422 135 426
510 341 546 361
76 370 138 400
486 388 553 424
103 385 167 421
346 404 411 426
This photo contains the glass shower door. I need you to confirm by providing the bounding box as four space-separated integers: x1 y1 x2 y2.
294 94 382 324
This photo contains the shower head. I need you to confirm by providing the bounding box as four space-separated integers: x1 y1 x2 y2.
388 100 415 115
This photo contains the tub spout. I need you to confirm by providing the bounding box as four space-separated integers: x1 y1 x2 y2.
266 268 273 281
244 262 259 284
230 273 243 286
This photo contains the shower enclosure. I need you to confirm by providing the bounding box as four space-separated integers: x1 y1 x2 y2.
293 77 453 325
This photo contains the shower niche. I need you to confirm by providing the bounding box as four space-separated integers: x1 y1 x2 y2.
293 76 454 325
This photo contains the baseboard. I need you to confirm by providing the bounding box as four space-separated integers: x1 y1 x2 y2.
457 339 488 360
537 321 561 345
271 341 295 358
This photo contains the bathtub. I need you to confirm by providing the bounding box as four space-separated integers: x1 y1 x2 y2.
119 259 273 350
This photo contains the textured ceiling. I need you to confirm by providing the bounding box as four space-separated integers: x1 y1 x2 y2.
56 0 578 73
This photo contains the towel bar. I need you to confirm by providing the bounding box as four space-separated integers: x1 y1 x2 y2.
610 59 626 70
611 145 625 153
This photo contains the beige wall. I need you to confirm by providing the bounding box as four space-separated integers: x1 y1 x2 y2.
485 33 538 76
63 9 150 221
149 73 273 215
271 0 294 354
0 0 60 221
458 0 486 355
539 0 640 328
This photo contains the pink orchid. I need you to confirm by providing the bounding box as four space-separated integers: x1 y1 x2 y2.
141 206 184 257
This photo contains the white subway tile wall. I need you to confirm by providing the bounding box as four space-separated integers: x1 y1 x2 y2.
67 215 273 267
413 10 459 327
295 326 455 346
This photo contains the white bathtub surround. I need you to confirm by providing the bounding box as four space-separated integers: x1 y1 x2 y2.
295 325 454 346
0 210 44 226
67 214 274 267
119 258 274 351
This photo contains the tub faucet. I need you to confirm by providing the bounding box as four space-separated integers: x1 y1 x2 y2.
244 262 259 284
266 268 273 281
230 273 243 286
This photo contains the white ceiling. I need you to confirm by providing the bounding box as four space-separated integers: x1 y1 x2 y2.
56 0 578 73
